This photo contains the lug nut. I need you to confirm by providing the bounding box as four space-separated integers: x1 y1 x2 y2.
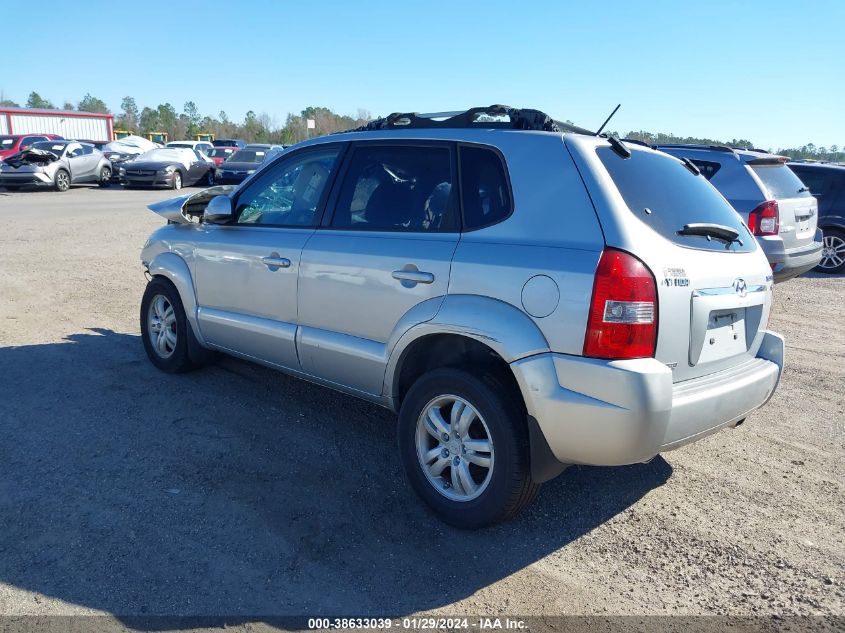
441 433 449 442
441 448 449 458
453 456 460 466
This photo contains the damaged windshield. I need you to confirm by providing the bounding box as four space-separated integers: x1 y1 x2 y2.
31 142 67 155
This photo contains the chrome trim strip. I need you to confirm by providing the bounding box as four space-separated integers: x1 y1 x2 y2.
692 284 767 297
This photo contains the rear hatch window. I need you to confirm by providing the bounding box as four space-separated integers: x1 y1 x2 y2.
597 147 755 253
750 163 812 200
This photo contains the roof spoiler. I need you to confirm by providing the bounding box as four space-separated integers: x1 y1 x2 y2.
343 105 594 135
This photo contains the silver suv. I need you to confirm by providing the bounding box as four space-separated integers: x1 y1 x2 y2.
654 144 823 282
140 107 785 528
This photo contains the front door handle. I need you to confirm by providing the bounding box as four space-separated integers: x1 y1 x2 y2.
392 270 435 284
262 255 291 270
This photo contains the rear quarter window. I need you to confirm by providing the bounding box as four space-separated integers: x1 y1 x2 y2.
750 163 812 200
597 147 755 253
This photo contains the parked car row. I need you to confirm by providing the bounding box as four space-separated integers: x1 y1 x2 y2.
0 120 839 276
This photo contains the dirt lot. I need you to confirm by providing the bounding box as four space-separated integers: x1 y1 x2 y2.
0 185 842 623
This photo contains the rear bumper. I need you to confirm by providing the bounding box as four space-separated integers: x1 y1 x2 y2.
759 232 823 282
511 331 784 469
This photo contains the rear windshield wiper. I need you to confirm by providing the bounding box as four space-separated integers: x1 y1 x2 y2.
678 223 743 245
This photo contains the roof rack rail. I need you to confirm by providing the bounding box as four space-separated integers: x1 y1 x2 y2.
343 105 594 135
735 147 770 153
620 138 652 148
653 143 737 154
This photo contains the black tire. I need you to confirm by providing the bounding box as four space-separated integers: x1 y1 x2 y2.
4 186 20 192
205 169 215 186
398 367 540 529
98 166 112 187
171 170 183 190
140 277 206 373
55 169 70 192
816 228 845 274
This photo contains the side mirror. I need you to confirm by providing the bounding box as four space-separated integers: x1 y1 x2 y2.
203 194 234 224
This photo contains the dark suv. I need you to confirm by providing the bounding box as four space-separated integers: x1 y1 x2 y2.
788 162 845 273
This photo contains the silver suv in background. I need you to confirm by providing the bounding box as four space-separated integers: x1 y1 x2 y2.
139 107 785 528
654 145 823 282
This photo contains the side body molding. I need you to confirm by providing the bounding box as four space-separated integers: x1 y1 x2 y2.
383 294 550 405
147 251 206 346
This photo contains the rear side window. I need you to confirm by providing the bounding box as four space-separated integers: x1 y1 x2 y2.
750 164 812 200
689 159 721 181
460 146 512 229
332 145 457 232
597 147 755 253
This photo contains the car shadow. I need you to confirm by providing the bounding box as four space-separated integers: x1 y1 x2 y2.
0 329 672 625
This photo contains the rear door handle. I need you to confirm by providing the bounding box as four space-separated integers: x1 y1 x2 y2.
262 256 291 269
392 270 434 284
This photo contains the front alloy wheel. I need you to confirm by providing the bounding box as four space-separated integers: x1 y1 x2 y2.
146 294 177 359
55 170 70 192
817 231 845 273
171 171 182 190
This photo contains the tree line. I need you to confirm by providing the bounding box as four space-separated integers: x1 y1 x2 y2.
1 90 842 162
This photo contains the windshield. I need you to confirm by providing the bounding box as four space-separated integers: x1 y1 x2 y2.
598 146 756 253
229 150 266 163
135 148 189 162
31 141 67 155
167 143 193 149
0 136 16 149
750 164 812 200
206 148 234 158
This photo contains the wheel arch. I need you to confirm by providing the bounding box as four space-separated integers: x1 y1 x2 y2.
147 251 205 346
384 294 550 408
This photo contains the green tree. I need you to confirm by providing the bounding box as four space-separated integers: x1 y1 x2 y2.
62 101 75 110
118 96 140 131
139 107 160 135
183 101 201 137
26 92 55 109
0 99 20 107
78 93 110 114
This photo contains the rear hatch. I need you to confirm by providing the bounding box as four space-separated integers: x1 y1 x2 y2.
568 138 774 383
747 160 818 251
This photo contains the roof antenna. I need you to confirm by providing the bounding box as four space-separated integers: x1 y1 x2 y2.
595 104 621 136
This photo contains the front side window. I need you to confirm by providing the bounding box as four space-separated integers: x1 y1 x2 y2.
235 147 340 226
460 145 512 229
331 145 456 232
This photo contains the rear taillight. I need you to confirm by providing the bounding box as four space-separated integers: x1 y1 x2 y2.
747 200 779 236
583 249 658 360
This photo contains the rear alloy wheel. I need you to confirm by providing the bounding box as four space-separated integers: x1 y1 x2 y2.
398 368 539 528
55 169 70 192
98 166 112 187
817 229 845 274
206 170 215 186
171 171 183 190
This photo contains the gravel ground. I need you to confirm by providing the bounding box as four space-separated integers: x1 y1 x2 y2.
0 186 842 626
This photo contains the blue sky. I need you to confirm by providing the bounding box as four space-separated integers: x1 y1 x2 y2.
3 0 843 149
